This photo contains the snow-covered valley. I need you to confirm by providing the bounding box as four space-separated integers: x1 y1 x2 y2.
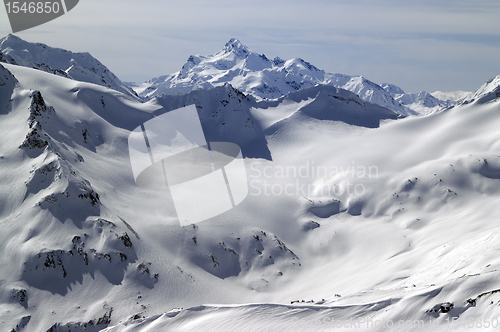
1 36 500 331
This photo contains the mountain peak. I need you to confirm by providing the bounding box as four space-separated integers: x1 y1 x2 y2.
224 38 247 50
272 56 285 66
3 33 20 41
381 83 405 96
0 34 32 49
222 38 250 56
461 74 500 105
0 34 21 47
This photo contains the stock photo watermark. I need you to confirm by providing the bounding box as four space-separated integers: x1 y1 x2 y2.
127 106 379 225
3 0 79 33
128 105 248 226
289 316 500 330
248 161 379 197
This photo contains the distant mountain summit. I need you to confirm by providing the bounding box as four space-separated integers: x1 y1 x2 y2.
222 38 251 57
381 83 405 96
0 34 139 100
130 38 442 116
381 84 451 115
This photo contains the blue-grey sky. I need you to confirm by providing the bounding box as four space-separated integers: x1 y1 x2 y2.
1 0 500 93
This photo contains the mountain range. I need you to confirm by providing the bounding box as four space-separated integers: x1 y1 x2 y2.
0 34 139 100
1 36 470 117
129 38 465 116
1 35 500 331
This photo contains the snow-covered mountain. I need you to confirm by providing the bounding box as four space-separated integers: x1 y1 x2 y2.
382 83 453 115
2 39 500 331
381 83 405 96
130 38 421 116
0 61 402 331
431 90 471 103
0 35 455 116
399 93 448 115
397 91 451 115
460 74 500 105
110 72 500 332
0 34 139 100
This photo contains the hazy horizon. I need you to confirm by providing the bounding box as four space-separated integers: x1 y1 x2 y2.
1 0 499 93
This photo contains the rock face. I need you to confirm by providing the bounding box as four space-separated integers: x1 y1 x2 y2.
0 62 17 87
21 91 53 150
0 64 17 114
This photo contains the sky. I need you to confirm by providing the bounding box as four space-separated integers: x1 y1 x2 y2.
1 0 500 93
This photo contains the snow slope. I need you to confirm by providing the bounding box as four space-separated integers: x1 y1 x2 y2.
0 34 139 100
2 60 500 332
107 74 500 331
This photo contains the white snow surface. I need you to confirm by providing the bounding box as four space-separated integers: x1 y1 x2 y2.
0 34 139 100
2 59 500 332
